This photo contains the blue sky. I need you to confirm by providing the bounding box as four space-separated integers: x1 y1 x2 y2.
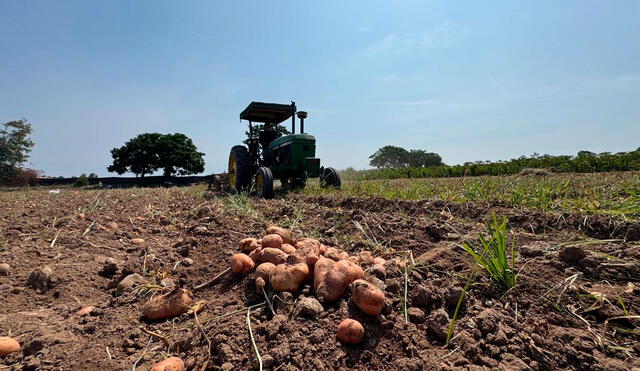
1 1 639 176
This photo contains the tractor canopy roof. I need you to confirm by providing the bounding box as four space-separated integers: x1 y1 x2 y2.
240 101 296 124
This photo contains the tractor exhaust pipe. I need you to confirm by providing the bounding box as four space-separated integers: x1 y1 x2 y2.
297 111 308 134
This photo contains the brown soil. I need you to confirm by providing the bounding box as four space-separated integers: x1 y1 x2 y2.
0 187 638 370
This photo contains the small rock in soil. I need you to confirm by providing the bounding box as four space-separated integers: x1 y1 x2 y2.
427 308 450 342
107 221 118 230
182 258 194 266
99 258 119 277
407 307 426 323
131 238 145 245
297 296 323 317
412 284 436 309
559 246 587 263
161 278 175 290
445 286 465 308
26 266 56 293
521 245 544 257
0 263 10 275
116 273 146 295
367 276 386 291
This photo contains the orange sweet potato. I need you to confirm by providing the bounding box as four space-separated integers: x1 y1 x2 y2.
259 247 288 265
269 262 309 292
336 319 364 344
315 260 364 303
230 253 255 275
238 237 259 253
351 279 385 316
248 246 263 263
262 234 283 249
142 288 192 320
266 225 296 245
279 243 297 254
255 262 276 283
0 337 20 357
374 257 386 265
150 356 185 371
313 257 335 289
324 247 341 261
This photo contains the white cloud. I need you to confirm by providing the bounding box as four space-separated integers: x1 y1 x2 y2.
354 22 461 58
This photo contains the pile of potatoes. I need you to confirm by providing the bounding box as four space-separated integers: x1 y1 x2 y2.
230 225 387 344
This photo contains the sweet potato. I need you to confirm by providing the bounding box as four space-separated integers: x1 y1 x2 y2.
338 251 349 260
238 238 259 253
76 305 95 316
351 279 385 316
266 225 296 245
262 234 283 249
142 288 192 320
315 260 364 303
295 239 321 271
359 251 375 266
336 319 364 344
151 356 185 371
269 263 309 292
280 243 297 254
347 256 360 264
255 262 276 283
319 244 328 255
248 246 263 263
313 257 335 289
324 247 341 261
374 257 386 265
0 337 20 357
230 253 255 275
131 238 145 245
259 247 288 265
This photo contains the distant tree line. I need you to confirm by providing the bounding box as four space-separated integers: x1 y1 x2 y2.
353 148 640 180
369 146 444 168
0 119 39 186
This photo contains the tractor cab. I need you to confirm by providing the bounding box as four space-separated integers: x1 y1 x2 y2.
228 101 340 198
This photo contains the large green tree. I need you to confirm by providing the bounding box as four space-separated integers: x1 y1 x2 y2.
369 146 444 169
0 119 35 180
108 133 205 177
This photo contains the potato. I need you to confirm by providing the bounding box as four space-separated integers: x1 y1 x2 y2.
259 247 288 265
230 253 255 275
359 251 375 266
255 262 276 283
338 251 349 260
351 279 385 316
248 246 263 263
295 239 321 271
0 337 20 357
316 260 364 303
347 256 360 264
280 243 297 255
266 225 296 245
374 257 386 265
107 221 118 230
238 238 259 253
262 234 283 249
296 238 320 250
142 288 192 320
76 305 95 316
313 257 335 289
151 356 185 371
324 247 341 261
336 319 364 344
269 263 309 292
319 244 328 255
131 238 145 245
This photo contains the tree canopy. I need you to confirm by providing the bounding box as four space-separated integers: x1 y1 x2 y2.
0 119 35 180
107 133 205 177
369 145 443 169
244 124 291 144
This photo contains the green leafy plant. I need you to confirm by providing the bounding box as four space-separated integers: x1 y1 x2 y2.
462 217 517 291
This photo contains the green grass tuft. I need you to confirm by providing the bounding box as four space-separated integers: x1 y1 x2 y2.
462 217 517 291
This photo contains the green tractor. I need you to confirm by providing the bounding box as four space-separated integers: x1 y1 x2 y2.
228 101 341 198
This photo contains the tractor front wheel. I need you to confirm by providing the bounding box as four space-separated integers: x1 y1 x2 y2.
320 167 341 189
255 167 274 199
228 145 251 193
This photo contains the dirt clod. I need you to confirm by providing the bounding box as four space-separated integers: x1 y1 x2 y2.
26 266 56 293
559 246 587 263
407 307 426 324
116 273 145 295
427 308 450 342
297 296 324 317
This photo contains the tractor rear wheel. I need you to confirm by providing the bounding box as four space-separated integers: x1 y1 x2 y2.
228 145 251 193
255 167 274 199
320 167 341 189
